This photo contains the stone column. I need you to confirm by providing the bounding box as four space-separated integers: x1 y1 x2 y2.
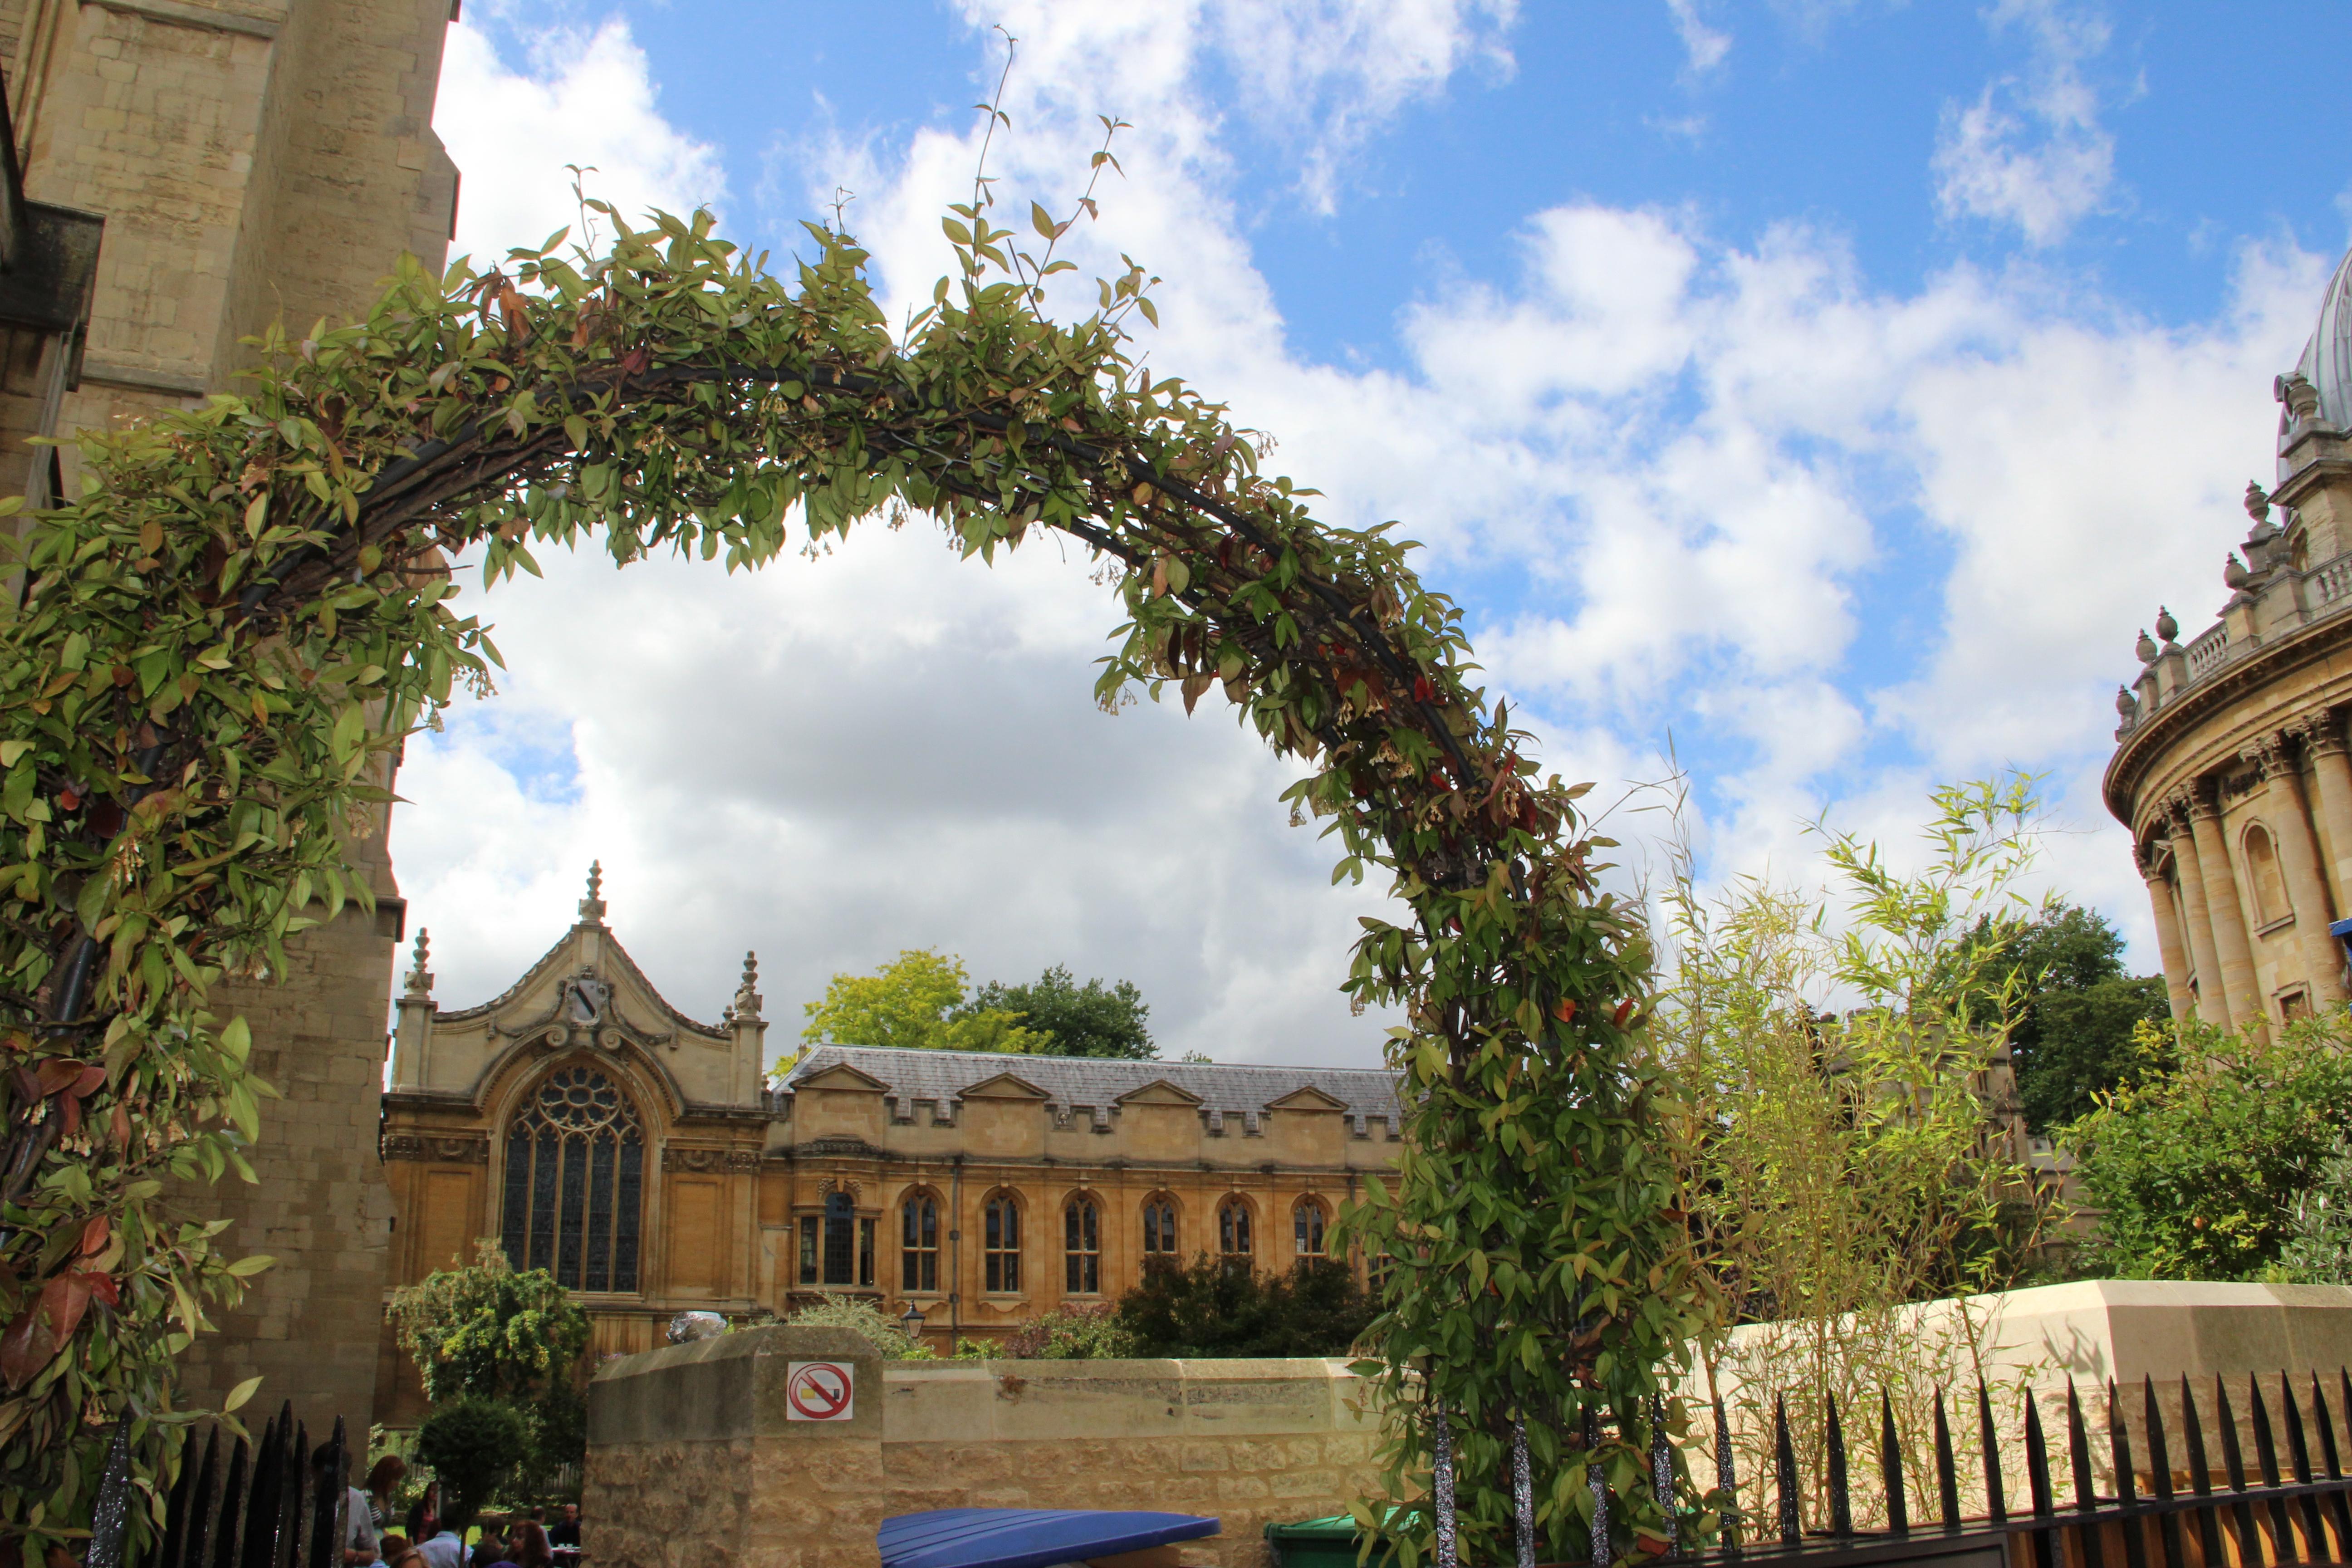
2187 784 2264 1030
2302 710 2352 911
2248 731 2348 1006
2137 847 2195 1024
2166 797 2232 1025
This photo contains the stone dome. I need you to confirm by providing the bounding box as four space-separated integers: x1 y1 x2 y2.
2281 244 2352 478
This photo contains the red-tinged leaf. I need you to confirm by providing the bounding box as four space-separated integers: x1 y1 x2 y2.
1612 999 1634 1028
33 1059 84 1095
77 1271 118 1310
71 1064 105 1098
57 1093 79 1138
1555 1000 1578 1024
109 1102 130 1150
1414 676 1434 703
0 1302 53 1388
77 1215 109 1256
41 1272 95 1344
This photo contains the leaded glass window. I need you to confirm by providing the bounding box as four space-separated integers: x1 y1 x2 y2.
1064 1198 1101 1294
1142 1197 1178 1257
902 1194 940 1292
1293 1198 1326 1257
500 1064 642 1292
1217 1197 1252 1260
984 1192 1021 1293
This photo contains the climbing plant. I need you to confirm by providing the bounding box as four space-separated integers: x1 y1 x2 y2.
0 174 1707 1560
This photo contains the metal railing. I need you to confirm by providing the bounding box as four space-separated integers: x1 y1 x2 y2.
1431 1371 2352 1568
89 1402 348 1568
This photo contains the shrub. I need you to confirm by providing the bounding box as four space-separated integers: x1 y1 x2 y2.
1001 1302 1137 1359
387 1241 593 1403
1116 1256 1374 1357
785 1293 925 1358
415 1395 530 1532
2066 1017 2352 1280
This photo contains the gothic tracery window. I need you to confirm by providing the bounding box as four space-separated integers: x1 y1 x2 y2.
1142 1196 1178 1258
1218 1196 1253 1260
1293 1197 1327 1258
500 1063 643 1293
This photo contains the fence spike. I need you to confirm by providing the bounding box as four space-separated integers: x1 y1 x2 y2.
1880 1390 1908 1537
2066 1380 2106 1568
1825 1392 1852 1537
2109 1379 2149 1568
1651 1395 1679 1560
1774 1393 1802 1547
280 1417 307 1568
2023 1389 2058 1568
239 1412 282 1568
304 1417 345 1568
2251 1374 2298 1564
2215 1374 2260 1567
2280 1373 2326 1563
1933 1387 1961 1531
184 1428 224 1568
2311 1372 2352 1560
2141 1376 2186 1568
1978 1380 2006 1524
1713 1395 1741 1558
87 1418 136 1568
159 1423 200 1568
1431 1393 1458 1568
213 1436 251 1568
1589 1405 1612 1568
2178 1375 2226 1568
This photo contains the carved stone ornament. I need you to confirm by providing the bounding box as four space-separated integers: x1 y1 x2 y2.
2292 710 2349 758
2164 790 2199 831
382 1132 490 1164
817 1175 863 1200
2135 844 2170 883
2240 733 2287 781
662 1145 744 1174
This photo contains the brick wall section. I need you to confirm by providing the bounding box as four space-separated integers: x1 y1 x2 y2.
585 1329 1384 1568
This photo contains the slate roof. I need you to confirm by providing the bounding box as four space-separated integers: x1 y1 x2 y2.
777 1044 1406 1137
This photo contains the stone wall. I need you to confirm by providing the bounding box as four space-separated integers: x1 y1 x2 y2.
584 1327 1381 1568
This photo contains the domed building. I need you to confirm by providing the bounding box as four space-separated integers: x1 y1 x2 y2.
2106 247 2352 1029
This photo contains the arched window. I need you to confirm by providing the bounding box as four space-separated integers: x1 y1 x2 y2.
1065 1197 1102 1294
499 1063 643 1292
797 1190 873 1288
2245 824 2292 926
1142 1196 1179 1258
902 1192 941 1293
984 1192 1022 1293
1293 1197 1327 1258
1217 1196 1252 1260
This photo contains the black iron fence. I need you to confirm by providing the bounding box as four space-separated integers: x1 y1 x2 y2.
1433 1371 2352 1568
88 1403 348 1568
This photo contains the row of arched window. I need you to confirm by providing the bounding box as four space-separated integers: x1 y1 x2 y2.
899 1191 1330 1296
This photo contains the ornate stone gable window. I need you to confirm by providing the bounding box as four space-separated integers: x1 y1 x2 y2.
499 1063 643 1292
1064 1196 1101 1294
902 1192 940 1293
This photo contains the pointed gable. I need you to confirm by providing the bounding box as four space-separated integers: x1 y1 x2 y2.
959 1070 1051 1101
794 1061 892 1095
1115 1079 1205 1107
1264 1084 1350 1114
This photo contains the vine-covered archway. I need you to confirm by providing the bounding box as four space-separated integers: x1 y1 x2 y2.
0 197 1707 1562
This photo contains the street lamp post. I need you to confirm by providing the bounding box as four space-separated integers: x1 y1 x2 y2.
900 1300 926 1353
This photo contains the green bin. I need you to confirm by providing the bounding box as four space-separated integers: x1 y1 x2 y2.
1263 1514 1399 1568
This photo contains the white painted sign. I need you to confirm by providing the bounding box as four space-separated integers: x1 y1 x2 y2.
785 1360 855 1421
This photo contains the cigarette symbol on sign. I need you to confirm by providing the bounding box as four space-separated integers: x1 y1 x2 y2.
785 1360 855 1421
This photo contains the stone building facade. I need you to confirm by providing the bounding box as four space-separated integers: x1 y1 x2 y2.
0 0 462 1435
2107 244 2352 1029
376 872 1407 1426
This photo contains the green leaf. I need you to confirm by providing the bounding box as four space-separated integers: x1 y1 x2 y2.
223 1374 264 1411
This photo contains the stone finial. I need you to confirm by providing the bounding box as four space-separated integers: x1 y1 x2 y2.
578 860 607 924
2224 552 2251 592
2115 685 2138 722
732 950 763 1022
2135 627 2158 664
2279 370 2323 424
2156 605 2180 645
2247 480 2272 524
403 928 433 998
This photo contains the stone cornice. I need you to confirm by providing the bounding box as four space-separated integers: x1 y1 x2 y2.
2105 605 2352 833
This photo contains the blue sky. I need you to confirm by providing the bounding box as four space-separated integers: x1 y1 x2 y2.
394 2 2352 1065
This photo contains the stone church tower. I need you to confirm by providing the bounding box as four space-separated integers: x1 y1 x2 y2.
0 0 461 1436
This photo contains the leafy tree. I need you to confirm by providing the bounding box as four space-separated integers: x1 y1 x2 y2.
797 949 1047 1057
385 1240 593 1403
2278 1142 2352 1284
960 965 1155 1058
2067 1017 2352 1279
1001 1302 1138 1358
415 1395 529 1532
1980 902 2172 1131
1117 1256 1375 1358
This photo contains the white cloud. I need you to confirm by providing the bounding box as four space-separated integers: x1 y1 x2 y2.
434 19 727 265
1932 0 2117 247
1665 0 1732 76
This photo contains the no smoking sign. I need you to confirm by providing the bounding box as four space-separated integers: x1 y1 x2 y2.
784 1360 856 1421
